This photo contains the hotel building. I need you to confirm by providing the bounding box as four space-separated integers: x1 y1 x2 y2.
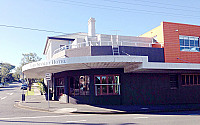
22 18 200 105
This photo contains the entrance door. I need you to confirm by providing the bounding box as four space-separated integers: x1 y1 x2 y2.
69 76 79 96
69 76 90 96
55 78 64 98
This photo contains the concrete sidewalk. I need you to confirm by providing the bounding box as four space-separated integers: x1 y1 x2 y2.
16 84 200 114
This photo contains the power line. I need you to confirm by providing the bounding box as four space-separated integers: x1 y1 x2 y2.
129 0 200 10
0 23 153 40
103 0 200 13
0 24 116 38
0 24 67 34
45 0 200 19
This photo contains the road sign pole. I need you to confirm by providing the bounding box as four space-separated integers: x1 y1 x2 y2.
48 80 50 110
45 73 51 111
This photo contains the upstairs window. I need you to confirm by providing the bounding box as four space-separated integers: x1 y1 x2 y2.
179 35 199 52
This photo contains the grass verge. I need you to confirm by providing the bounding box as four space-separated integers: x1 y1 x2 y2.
26 88 34 96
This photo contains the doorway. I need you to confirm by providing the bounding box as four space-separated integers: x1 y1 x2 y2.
55 78 64 98
69 76 90 96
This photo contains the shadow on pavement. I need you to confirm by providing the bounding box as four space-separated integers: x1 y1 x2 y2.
0 82 21 91
0 85 20 91
73 104 200 115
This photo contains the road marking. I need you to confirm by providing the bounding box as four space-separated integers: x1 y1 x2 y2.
1 96 7 100
134 117 149 119
66 120 87 123
6 93 13 95
0 114 94 120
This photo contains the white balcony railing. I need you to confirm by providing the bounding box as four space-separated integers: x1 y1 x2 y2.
53 41 162 55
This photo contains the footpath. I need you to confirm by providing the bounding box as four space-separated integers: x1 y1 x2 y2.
15 83 200 114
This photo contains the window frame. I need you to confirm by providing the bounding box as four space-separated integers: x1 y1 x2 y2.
69 75 90 96
169 74 178 89
55 77 65 97
181 74 200 86
179 35 200 52
94 74 120 96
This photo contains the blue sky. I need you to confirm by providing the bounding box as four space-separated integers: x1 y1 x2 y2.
0 0 200 68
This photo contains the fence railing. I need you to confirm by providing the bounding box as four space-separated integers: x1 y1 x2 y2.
53 41 161 55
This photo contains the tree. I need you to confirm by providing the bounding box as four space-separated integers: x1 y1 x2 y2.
14 52 42 80
0 63 15 83
14 52 42 83
21 53 42 66
13 67 21 81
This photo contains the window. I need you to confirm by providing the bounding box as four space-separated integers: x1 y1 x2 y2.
94 75 120 96
179 35 199 52
60 45 69 51
69 75 90 96
55 78 65 97
169 74 178 89
181 74 200 86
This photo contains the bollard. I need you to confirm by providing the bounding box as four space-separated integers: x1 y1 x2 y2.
22 94 25 101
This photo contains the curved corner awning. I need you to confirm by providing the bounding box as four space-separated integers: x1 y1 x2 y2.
22 56 148 78
22 55 200 78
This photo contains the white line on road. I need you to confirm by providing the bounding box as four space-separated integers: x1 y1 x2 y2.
0 114 95 120
1 96 7 100
134 117 149 119
6 93 13 95
66 120 87 123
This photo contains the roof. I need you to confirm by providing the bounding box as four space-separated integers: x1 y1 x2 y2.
43 33 88 55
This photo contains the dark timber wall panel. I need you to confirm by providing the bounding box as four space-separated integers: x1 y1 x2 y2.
54 69 200 105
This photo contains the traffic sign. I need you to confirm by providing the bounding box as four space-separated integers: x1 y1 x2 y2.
45 73 51 81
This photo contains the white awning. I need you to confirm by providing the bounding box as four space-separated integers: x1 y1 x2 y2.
22 56 147 78
22 55 200 78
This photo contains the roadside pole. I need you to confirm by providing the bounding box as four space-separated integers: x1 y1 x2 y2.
27 78 28 96
45 73 51 110
22 73 25 102
48 80 50 110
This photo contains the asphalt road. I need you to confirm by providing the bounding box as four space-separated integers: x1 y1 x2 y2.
0 82 200 125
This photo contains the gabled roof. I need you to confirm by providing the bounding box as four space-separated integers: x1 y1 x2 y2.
43 32 89 55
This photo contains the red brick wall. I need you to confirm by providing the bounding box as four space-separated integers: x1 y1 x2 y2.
152 43 162 48
163 22 200 63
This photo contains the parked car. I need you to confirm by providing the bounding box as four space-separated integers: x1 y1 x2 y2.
21 84 28 90
0 83 4 88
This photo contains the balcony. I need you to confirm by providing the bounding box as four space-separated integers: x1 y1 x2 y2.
53 40 162 55
52 41 164 63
